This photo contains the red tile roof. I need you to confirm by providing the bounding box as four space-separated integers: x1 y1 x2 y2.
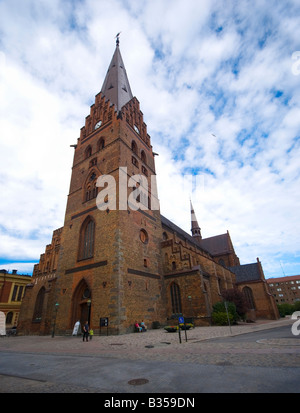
266 274 300 283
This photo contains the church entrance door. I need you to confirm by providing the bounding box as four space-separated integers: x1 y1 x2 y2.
71 279 92 329
79 302 89 326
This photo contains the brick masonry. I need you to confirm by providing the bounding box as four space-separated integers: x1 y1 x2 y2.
17 49 279 336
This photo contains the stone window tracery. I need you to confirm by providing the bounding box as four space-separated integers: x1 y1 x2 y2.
170 282 182 314
85 172 98 202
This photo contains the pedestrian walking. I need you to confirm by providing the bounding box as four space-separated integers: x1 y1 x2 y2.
89 328 94 340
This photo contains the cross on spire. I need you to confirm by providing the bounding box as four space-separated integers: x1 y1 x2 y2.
115 32 121 46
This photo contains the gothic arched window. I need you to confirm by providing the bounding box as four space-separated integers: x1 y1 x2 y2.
6 311 13 324
131 140 138 154
78 217 95 260
85 145 92 159
218 258 226 267
170 282 182 314
164 253 169 264
141 150 147 164
97 138 105 151
85 172 98 202
243 286 256 310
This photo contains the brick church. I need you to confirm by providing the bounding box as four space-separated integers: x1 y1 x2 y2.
18 39 279 335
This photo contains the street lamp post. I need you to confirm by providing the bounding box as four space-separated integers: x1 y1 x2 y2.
51 302 59 338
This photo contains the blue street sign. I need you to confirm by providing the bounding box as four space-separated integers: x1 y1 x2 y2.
178 316 184 324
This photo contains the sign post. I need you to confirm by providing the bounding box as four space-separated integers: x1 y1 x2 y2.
178 316 188 342
224 301 232 335
178 317 182 343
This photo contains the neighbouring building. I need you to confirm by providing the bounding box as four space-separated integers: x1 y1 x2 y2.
17 39 279 335
267 275 300 304
229 260 279 321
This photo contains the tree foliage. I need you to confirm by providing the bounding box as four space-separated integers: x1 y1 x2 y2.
220 288 248 318
277 301 300 317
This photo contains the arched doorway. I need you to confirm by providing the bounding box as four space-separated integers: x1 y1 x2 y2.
71 279 92 328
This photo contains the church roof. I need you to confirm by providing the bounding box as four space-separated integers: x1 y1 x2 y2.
190 201 201 237
100 42 133 111
228 263 261 283
161 215 210 255
266 274 300 284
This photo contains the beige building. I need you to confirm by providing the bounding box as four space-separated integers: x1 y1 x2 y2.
0 269 32 329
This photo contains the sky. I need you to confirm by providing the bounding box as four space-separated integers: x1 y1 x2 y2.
0 0 300 278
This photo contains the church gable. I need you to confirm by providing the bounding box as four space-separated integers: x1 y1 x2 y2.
200 232 240 267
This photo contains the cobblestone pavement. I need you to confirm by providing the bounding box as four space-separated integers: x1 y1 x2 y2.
0 318 299 393
1 318 299 366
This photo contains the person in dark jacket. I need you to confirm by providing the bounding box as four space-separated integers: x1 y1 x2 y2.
82 321 89 342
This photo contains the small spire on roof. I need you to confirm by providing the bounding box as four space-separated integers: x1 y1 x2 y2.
190 200 202 240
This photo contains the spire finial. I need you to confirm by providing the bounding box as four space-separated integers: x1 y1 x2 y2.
115 32 121 46
100 33 133 111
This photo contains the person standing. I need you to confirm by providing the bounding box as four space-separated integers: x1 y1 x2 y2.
82 321 89 342
89 328 94 340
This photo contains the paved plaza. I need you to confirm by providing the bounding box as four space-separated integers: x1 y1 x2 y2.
0 317 299 393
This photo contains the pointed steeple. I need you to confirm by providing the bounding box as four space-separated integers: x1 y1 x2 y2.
190 201 202 240
100 38 133 112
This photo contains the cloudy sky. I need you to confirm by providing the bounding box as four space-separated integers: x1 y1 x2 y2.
0 0 300 278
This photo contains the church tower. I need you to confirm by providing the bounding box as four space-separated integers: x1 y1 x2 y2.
54 39 166 334
17 38 279 336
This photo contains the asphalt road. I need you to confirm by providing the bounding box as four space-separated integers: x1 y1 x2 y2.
0 325 299 395
207 323 300 342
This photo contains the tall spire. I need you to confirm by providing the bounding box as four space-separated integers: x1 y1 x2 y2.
100 37 133 112
190 201 202 240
